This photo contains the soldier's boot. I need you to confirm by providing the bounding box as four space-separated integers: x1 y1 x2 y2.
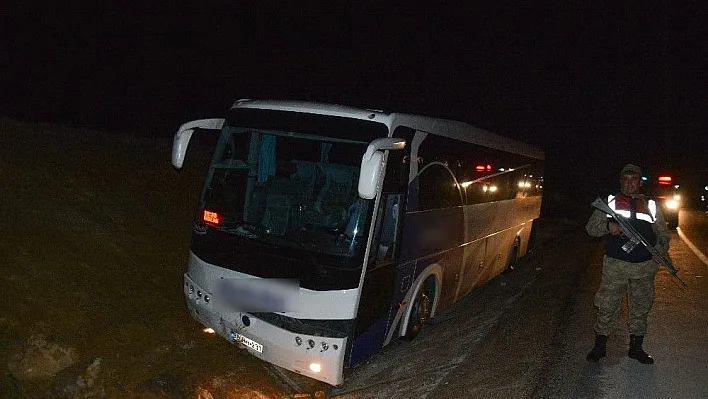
628 334 654 364
586 334 608 362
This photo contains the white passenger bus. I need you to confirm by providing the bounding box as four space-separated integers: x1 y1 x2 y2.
172 100 544 386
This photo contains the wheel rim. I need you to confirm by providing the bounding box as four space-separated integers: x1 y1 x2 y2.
409 287 430 335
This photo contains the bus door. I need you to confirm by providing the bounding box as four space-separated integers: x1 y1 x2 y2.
347 129 411 367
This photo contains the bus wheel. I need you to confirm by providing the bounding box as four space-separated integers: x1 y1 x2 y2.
505 237 521 273
404 277 434 340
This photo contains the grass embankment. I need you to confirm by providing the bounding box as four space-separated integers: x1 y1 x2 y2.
0 119 279 397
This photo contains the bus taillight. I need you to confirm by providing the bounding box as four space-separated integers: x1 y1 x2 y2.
202 210 222 227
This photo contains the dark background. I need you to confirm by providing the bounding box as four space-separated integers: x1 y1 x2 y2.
2 3 707 211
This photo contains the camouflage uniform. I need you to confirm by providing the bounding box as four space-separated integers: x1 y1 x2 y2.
586 196 671 336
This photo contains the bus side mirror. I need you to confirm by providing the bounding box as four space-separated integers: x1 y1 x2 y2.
358 138 406 199
171 118 225 169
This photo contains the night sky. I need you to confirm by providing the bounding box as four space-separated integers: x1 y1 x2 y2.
2 3 707 202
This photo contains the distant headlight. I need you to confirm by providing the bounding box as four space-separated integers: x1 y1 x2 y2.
665 199 680 210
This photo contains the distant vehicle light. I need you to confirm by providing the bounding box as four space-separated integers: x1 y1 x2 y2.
203 328 215 334
665 199 680 210
673 194 681 201
658 176 672 185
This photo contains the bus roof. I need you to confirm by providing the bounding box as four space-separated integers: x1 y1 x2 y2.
231 99 545 160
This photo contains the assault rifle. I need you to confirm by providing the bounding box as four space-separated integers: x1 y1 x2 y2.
591 197 688 287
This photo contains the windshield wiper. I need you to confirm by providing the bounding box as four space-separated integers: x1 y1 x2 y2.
223 222 310 251
222 223 259 239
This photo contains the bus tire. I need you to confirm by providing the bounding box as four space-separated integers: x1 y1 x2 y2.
403 276 434 340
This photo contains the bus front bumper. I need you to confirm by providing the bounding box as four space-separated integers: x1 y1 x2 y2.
184 273 347 386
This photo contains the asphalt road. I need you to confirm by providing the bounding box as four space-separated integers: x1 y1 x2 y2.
531 209 708 399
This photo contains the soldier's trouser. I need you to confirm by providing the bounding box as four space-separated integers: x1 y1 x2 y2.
593 256 659 336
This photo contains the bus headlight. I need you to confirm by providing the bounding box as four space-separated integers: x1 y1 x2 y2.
665 199 679 210
309 363 322 373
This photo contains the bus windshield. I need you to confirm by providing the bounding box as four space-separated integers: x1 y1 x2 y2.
196 109 388 261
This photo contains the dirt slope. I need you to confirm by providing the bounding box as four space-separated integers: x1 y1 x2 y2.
0 119 293 398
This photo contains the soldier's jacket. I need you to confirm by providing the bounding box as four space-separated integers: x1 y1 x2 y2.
586 195 671 259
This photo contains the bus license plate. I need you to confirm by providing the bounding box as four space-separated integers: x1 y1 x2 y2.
234 332 263 353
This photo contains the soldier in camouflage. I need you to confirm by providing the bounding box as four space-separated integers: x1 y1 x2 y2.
585 164 671 364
